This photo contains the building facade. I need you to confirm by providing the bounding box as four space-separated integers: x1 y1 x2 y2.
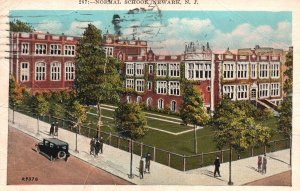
216 46 284 107
10 32 80 92
10 32 287 113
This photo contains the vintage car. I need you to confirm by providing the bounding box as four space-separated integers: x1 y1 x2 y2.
35 138 70 161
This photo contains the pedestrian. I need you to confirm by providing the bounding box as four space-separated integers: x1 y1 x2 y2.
257 155 262 173
50 122 54 136
139 157 144 179
54 122 59 136
95 139 100 156
145 152 151 173
214 156 221 177
262 154 267 174
90 138 95 156
99 136 104 154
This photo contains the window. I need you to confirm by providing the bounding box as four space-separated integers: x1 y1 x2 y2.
20 62 29 81
223 63 235 79
195 63 203 79
170 100 176 112
136 63 144 76
157 63 167 76
147 81 152 91
35 62 46 81
270 63 280 78
126 63 134 76
169 63 180 77
137 96 142 104
50 44 62 55
259 83 269 98
148 65 153 74
135 79 145 92
169 81 180 96
259 63 269 79
146 97 153 107
126 79 134 89
21 43 29 55
104 47 113 57
251 63 257 79
64 45 75 55
51 62 61 81
126 96 132 103
237 85 248 100
237 62 248 79
223 85 235 100
35 43 46 55
158 98 164 109
187 62 211 80
187 63 194 79
157 81 167 94
65 62 75 81
204 63 211 79
270 83 280 97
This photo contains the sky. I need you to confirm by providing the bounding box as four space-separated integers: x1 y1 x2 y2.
10 10 292 54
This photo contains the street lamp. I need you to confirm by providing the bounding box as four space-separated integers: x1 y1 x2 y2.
36 114 40 136
12 103 15 124
194 125 197 154
228 146 233 185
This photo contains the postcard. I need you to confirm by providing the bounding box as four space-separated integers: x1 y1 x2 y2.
0 0 299 191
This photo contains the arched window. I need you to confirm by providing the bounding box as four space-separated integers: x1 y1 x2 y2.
126 96 132 103
170 100 176 112
158 98 164 110
137 96 142 104
146 97 153 107
65 62 75 81
51 61 61 81
35 62 46 81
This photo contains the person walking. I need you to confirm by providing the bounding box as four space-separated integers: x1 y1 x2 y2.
54 122 59 136
99 136 104 154
95 139 100 156
257 155 262 173
50 122 54 136
262 154 267 174
90 138 95 156
139 157 144 179
145 152 151 173
214 156 221 177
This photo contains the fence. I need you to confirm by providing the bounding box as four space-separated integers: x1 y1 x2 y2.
9 107 291 171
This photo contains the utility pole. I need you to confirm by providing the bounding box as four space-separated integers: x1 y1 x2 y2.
194 125 197 154
129 137 134 179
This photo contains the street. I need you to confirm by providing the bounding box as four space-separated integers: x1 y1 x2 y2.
7 126 132 185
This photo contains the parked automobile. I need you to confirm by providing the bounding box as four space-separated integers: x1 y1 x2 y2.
35 138 70 161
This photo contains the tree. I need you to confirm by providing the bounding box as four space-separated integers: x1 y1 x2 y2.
212 98 270 185
74 24 122 138
67 100 87 134
9 75 26 107
280 48 293 166
10 19 34 32
283 50 293 94
31 93 49 134
180 79 209 154
115 103 147 139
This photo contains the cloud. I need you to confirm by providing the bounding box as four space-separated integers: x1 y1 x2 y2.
35 20 64 34
64 21 102 36
212 21 292 52
146 17 292 54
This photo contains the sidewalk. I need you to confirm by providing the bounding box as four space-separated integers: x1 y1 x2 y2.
8 109 291 185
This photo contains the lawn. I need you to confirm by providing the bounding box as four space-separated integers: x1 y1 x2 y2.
87 106 193 133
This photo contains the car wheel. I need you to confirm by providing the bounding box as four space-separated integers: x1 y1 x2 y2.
57 151 66 160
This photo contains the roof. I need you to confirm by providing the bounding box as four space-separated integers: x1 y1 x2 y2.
44 138 68 146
